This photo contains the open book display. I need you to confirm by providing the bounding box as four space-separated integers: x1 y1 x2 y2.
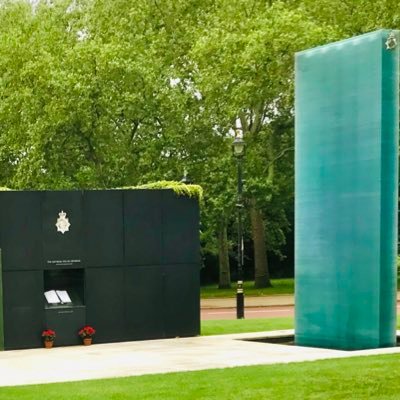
44 290 72 305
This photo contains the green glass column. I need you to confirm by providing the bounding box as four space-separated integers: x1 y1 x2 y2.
295 30 399 350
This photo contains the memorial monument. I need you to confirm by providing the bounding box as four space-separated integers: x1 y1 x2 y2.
0 188 200 349
295 30 399 350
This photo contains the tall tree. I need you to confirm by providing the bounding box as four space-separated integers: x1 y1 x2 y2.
189 0 338 286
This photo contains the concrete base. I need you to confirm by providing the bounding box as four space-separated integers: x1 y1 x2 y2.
2 330 400 387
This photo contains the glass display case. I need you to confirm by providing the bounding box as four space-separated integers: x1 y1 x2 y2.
44 268 84 308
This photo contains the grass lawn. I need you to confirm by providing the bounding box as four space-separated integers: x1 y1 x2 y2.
201 316 400 336
2 354 400 399
201 317 294 335
201 278 294 298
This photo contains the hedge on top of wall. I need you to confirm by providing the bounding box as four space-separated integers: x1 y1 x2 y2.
0 182 203 200
122 181 203 201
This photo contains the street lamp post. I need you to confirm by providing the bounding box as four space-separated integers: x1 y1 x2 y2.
232 135 245 319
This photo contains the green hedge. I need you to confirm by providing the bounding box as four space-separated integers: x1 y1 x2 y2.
122 181 203 201
0 182 203 200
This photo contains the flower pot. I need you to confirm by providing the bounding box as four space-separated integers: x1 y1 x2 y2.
83 337 92 346
44 340 54 349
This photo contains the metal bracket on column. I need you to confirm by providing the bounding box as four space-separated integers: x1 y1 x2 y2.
385 32 397 50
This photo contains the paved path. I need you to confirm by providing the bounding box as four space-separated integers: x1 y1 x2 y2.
2 330 400 387
201 294 294 309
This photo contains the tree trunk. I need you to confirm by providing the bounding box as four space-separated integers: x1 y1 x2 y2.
218 223 231 289
250 199 272 288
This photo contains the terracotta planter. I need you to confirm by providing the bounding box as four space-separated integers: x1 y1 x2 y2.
83 337 92 346
44 340 54 349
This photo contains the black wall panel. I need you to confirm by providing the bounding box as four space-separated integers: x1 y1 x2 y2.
124 191 163 266
83 191 123 267
45 307 85 346
125 266 165 340
0 195 2 249
0 192 42 270
161 191 200 265
164 264 200 338
86 267 125 343
3 271 43 349
42 191 83 267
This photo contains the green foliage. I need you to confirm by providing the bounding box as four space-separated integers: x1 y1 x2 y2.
1 0 397 280
0 0 216 190
0 181 202 198
397 256 400 276
123 181 203 201
297 0 400 37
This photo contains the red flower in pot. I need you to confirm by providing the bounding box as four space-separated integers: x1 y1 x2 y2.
42 329 56 348
78 326 96 346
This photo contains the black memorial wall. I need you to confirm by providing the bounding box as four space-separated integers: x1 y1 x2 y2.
0 189 200 349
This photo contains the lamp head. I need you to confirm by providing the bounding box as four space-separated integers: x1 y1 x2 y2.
232 136 245 158
180 168 192 184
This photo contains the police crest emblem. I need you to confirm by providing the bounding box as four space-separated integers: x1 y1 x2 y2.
55 210 71 234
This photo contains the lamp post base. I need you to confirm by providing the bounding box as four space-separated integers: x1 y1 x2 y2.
236 291 244 319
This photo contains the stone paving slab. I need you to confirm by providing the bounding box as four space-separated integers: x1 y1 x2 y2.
1 330 400 387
